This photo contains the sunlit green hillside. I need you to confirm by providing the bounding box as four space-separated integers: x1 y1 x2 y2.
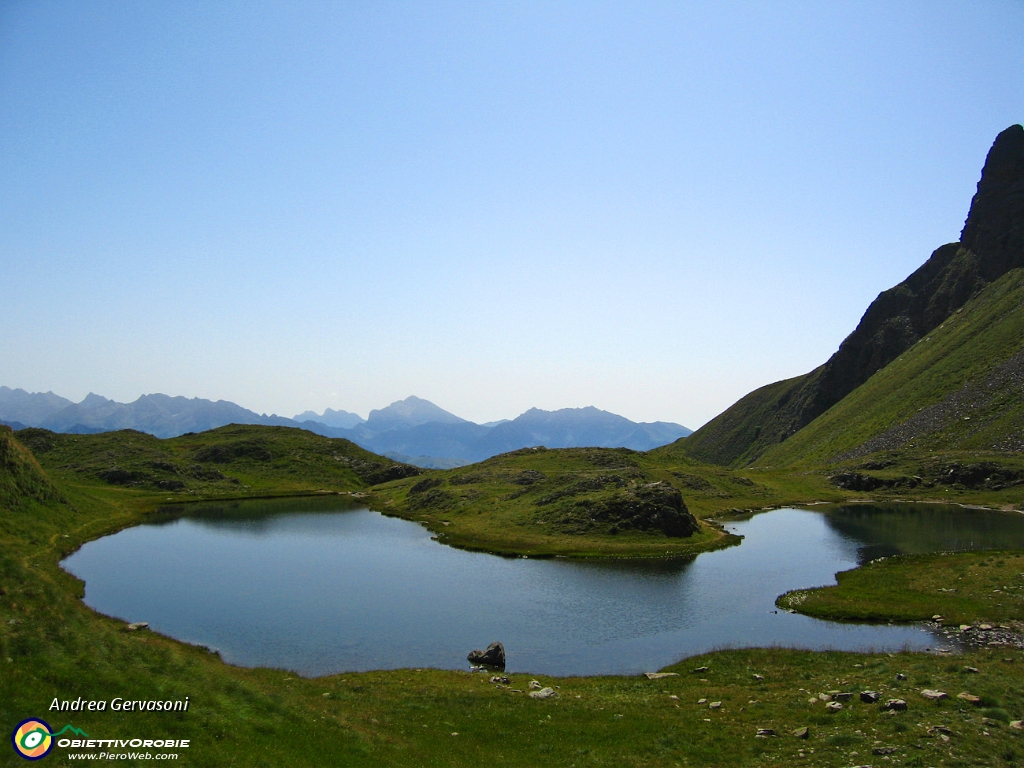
758 267 1024 469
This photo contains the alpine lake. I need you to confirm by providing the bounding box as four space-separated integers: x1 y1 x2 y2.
60 498 1024 678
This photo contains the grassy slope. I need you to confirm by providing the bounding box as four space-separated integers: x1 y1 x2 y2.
5 428 1024 765
666 373 816 468
758 268 1024 469
15 423 421 499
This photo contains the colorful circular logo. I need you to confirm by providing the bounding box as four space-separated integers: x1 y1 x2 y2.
11 719 54 760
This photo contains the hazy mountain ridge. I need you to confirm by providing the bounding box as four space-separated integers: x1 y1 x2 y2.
293 407 365 429
0 390 691 465
679 124 1024 467
0 387 74 425
345 405 693 464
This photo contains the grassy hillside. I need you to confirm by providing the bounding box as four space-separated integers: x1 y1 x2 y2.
663 373 815 468
15 423 420 499
677 124 1024 468
0 425 64 511
366 445 861 558
373 438 1024 560
369 446 740 557
679 242 1011 468
758 267 1024 469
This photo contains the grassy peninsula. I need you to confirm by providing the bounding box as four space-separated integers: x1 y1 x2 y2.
779 550 1024 627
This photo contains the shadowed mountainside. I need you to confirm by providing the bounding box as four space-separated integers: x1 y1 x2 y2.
0 425 65 510
678 124 1024 467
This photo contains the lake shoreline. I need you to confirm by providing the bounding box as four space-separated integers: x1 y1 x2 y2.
9 481 1024 765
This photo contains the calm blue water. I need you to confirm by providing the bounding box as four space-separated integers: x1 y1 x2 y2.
60 500 1024 677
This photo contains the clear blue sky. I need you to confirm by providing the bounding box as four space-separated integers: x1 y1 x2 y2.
2 1 1022 428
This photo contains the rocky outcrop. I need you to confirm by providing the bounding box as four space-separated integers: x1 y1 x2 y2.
831 461 1024 493
193 440 273 463
548 481 701 538
598 483 700 537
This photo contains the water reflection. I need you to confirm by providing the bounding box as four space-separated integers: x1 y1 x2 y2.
823 502 1024 564
148 496 362 533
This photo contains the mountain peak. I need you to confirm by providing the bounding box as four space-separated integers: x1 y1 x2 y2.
80 393 112 408
365 396 467 430
960 124 1024 277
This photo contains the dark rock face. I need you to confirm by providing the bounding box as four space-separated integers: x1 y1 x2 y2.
357 463 421 485
831 472 886 492
188 464 227 481
960 124 1024 280
600 482 699 538
97 467 143 485
831 461 1024 493
682 125 1024 467
467 642 505 668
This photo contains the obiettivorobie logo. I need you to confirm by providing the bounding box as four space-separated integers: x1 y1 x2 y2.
11 717 190 760
11 719 87 761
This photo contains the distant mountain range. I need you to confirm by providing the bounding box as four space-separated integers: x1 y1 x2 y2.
0 389 691 467
342 400 691 466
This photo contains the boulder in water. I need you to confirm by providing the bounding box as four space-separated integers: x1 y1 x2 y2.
467 641 505 668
